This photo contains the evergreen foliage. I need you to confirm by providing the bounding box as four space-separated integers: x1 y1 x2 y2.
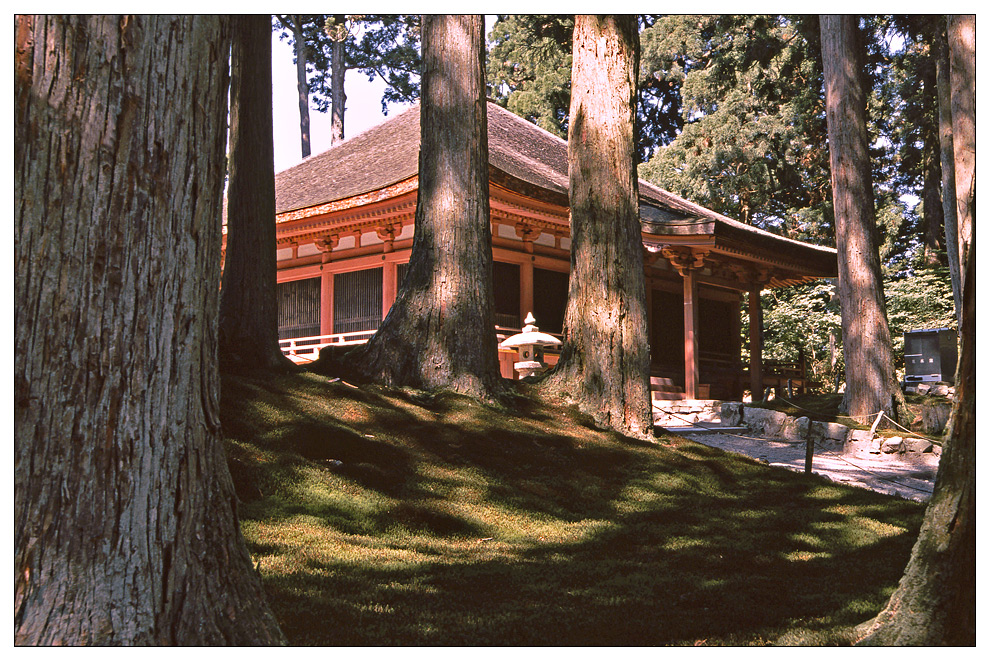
486 14 680 161
638 15 833 237
274 15 421 119
756 264 955 392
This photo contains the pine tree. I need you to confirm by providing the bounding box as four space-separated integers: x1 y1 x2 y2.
274 14 317 158
487 14 679 162
639 15 833 238
276 14 421 147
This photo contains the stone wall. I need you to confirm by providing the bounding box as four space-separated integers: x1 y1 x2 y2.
719 402 940 459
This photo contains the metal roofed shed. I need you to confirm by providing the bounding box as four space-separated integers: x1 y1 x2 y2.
904 328 958 385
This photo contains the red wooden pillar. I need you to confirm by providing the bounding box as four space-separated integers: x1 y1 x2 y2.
382 259 397 320
316 235 338 337
520 257 534 327
645 282 654 366
748 286 764 398
683 269 700 399
320 268 334 336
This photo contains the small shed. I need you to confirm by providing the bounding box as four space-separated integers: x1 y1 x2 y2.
904 328 958 384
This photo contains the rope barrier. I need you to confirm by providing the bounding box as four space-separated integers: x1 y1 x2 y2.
772 396 943 446
656 406 936 498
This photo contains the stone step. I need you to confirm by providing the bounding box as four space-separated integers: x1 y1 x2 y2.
653 399 723 427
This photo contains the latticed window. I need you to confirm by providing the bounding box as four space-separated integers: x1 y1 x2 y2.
333 267 383 334
277 277 321 340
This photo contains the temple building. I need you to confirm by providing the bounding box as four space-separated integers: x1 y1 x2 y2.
231 101 837 400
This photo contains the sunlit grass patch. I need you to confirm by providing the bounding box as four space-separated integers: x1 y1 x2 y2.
221 370 925 646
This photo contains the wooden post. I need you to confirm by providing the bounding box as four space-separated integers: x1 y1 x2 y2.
683 269 699 399
748 286 764 400
805 436 815 474
316 235 338 337
520 257 534 327
320 268 334 336
645 284 654 365
382 259 397 320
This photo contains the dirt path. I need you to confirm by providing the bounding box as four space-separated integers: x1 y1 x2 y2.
680 430 938 502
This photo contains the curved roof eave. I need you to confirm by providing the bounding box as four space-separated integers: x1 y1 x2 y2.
273 100 837 277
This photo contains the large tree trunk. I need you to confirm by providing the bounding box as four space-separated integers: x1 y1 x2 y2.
855 20 976 643
219 15 296 372
855 238 976 646
819 15 907 426
345 14 502 400
330 14 347 145
947 15 974 282
289 15 312 159
919 53 944 269
540 15 653 441
935 24 962 325
14 15 285 645
921 145 944 268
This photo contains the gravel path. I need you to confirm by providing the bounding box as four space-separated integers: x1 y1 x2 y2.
680 429 938 502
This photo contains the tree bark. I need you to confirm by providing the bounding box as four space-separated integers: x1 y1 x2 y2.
540 15 653 441
330 14 347 145
819 15 907 426
947 15 974 284
850 19 977 641
345 14 503 400
289 15 312 159
14 15 285 645
935 25 962 326
855 237 976 646
921 147 944 267
219 14 296 373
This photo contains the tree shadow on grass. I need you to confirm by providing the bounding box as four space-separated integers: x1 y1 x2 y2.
258 479 920 646
220 370 923 645
222 371 654 524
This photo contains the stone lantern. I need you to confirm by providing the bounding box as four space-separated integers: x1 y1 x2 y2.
498 312 562 379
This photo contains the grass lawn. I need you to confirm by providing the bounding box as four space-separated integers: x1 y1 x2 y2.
220 370 923 646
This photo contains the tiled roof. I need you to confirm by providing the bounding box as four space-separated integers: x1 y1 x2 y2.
274 100 836 272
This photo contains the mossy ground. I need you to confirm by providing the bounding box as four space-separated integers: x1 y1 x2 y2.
221 370 923 646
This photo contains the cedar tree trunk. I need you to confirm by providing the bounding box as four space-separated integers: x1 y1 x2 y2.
947 15 975 282
219 14 296 372
347 14 502 399
935 25 961 325
921 144 944 268
330 14 347 145
819 15 907 426
855 237 976 646
289 15 312 158
540 15 653 441
919 50 944 268
14 15 285 645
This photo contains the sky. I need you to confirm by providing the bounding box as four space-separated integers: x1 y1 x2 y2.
270 15 500 173
270 29 413 173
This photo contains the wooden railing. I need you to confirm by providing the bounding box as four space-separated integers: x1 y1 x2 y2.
279 330 378 363
281 325 566 364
